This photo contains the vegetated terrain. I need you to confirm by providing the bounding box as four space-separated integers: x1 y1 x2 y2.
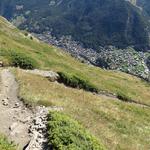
0 16 150 149
0 0 150 51
137 0 150 17
47 111 105 150
0 135 15 150
1 0 150 81
0 16 150 106
14 68 150 150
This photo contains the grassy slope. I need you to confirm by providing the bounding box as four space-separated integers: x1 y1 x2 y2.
0 16 150 106
0 16 150 149
14 69 150 150
47 112 105 150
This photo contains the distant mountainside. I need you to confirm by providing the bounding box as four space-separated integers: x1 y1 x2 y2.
136 0 150 16
0 0 150 51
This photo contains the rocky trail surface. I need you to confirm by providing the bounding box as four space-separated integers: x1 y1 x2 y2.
0 69 33 149
0 68 56 150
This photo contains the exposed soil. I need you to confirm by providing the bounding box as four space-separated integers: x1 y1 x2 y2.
0 68 63 150
0 69 33 149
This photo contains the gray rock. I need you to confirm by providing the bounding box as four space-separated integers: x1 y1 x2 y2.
14 102 20 108
9 122 18 131
2 99 9 106
23 69 59 82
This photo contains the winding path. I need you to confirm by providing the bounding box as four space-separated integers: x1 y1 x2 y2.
0 69 33 149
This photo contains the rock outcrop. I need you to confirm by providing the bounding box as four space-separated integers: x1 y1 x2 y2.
23 69 59 81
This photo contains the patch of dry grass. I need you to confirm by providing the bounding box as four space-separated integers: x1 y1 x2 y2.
14 69 150 150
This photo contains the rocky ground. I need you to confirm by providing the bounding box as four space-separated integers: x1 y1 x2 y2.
22 69 59 82
0 69 33 149
0 68 61 150
32 32 150 80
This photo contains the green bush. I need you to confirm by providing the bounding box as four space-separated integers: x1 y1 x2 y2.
47 112 105 150
0 135 16 150
57 72 98 92
9 51 37 69
0 49 38 69
117 92 132 102
24 32 28 36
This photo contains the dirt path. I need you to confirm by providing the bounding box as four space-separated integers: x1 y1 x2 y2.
0 68 63 150
0 69 34 149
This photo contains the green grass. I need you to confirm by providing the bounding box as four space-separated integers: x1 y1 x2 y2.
116 91 133 102
14 69 150 150
0 135 15 150
0 49 38 69
0 16 150 106
47 112 105 150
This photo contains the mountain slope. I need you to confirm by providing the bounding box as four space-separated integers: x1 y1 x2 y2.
0 16 150 106
1 0 150 81
14 68 150 150
0 16 150 149
0 0 150 51
137 0 150 17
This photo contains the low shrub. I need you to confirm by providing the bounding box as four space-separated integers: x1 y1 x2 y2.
0 49 38 69
9 51 37 69
57 72 98 92
24 32 28 36
47 112 105 150
117 92 132 102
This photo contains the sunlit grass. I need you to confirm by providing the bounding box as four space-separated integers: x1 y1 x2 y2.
0 16 150 106
14 69 150 150
1 16 150 149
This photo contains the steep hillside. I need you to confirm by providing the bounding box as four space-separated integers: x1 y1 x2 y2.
0 16 150 149
0 0 150 51
0 16 150 106
14 68 150 150
0 0 150 81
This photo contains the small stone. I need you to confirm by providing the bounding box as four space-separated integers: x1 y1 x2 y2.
3 101 8 106
21 116 31 123
9 122 18 131
14 102 20 108
2 99 9 106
